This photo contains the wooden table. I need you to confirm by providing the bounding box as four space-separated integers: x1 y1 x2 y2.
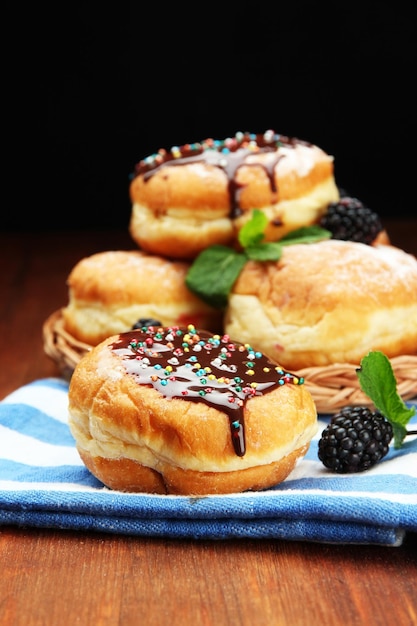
1 222 416 626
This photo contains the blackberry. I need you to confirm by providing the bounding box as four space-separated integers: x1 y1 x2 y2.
132 318 162 329
318 406 393 473
320 197 383 245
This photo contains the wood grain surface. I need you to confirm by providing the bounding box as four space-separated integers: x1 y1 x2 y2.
1 222 416 626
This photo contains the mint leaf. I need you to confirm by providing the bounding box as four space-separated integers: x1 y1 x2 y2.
280 225 332 245
245 242 284 261
238 209 268 248
186 212 332 308
185 245 247 310
356 351 416 448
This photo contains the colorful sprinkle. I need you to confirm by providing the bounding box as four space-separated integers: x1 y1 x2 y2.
110 325 305 458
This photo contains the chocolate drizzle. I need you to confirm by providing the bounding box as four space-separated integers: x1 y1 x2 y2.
109 325 304 457
133 130 310 218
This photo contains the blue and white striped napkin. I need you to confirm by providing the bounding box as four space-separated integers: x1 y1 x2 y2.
1 378 416 546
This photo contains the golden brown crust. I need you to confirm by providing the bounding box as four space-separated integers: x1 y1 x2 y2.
77 444 310 495
224 240 417 370
130 161 231 214
78 450 168 493
68 331 317 495
62 250 222 345
129 141 339 259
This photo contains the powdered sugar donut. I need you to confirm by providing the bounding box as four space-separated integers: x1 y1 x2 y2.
62 250 222 345
224 240 417 370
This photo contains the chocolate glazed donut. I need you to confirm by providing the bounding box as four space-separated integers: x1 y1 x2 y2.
68 324 317 494
129 130 339 259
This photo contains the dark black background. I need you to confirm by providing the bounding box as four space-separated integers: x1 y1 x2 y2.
5 3 415 232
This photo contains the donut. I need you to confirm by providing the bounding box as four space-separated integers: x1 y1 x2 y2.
224 240 417 370
67 325 317 494
129 130 340 259
62 250 222 345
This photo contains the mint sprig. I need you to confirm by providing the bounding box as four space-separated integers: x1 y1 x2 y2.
356 351 416 449
185 245 247 310
186 210 331 309
238 208 268 248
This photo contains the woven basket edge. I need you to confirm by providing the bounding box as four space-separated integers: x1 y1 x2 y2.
42 309 417 412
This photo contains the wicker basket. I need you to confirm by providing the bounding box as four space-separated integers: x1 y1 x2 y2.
43 309 417 413
43 310 93 381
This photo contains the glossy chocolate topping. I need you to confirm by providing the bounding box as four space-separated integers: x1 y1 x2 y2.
109 325 304 457
132 130 311 218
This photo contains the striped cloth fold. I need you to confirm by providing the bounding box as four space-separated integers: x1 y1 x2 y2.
1 378 416 545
